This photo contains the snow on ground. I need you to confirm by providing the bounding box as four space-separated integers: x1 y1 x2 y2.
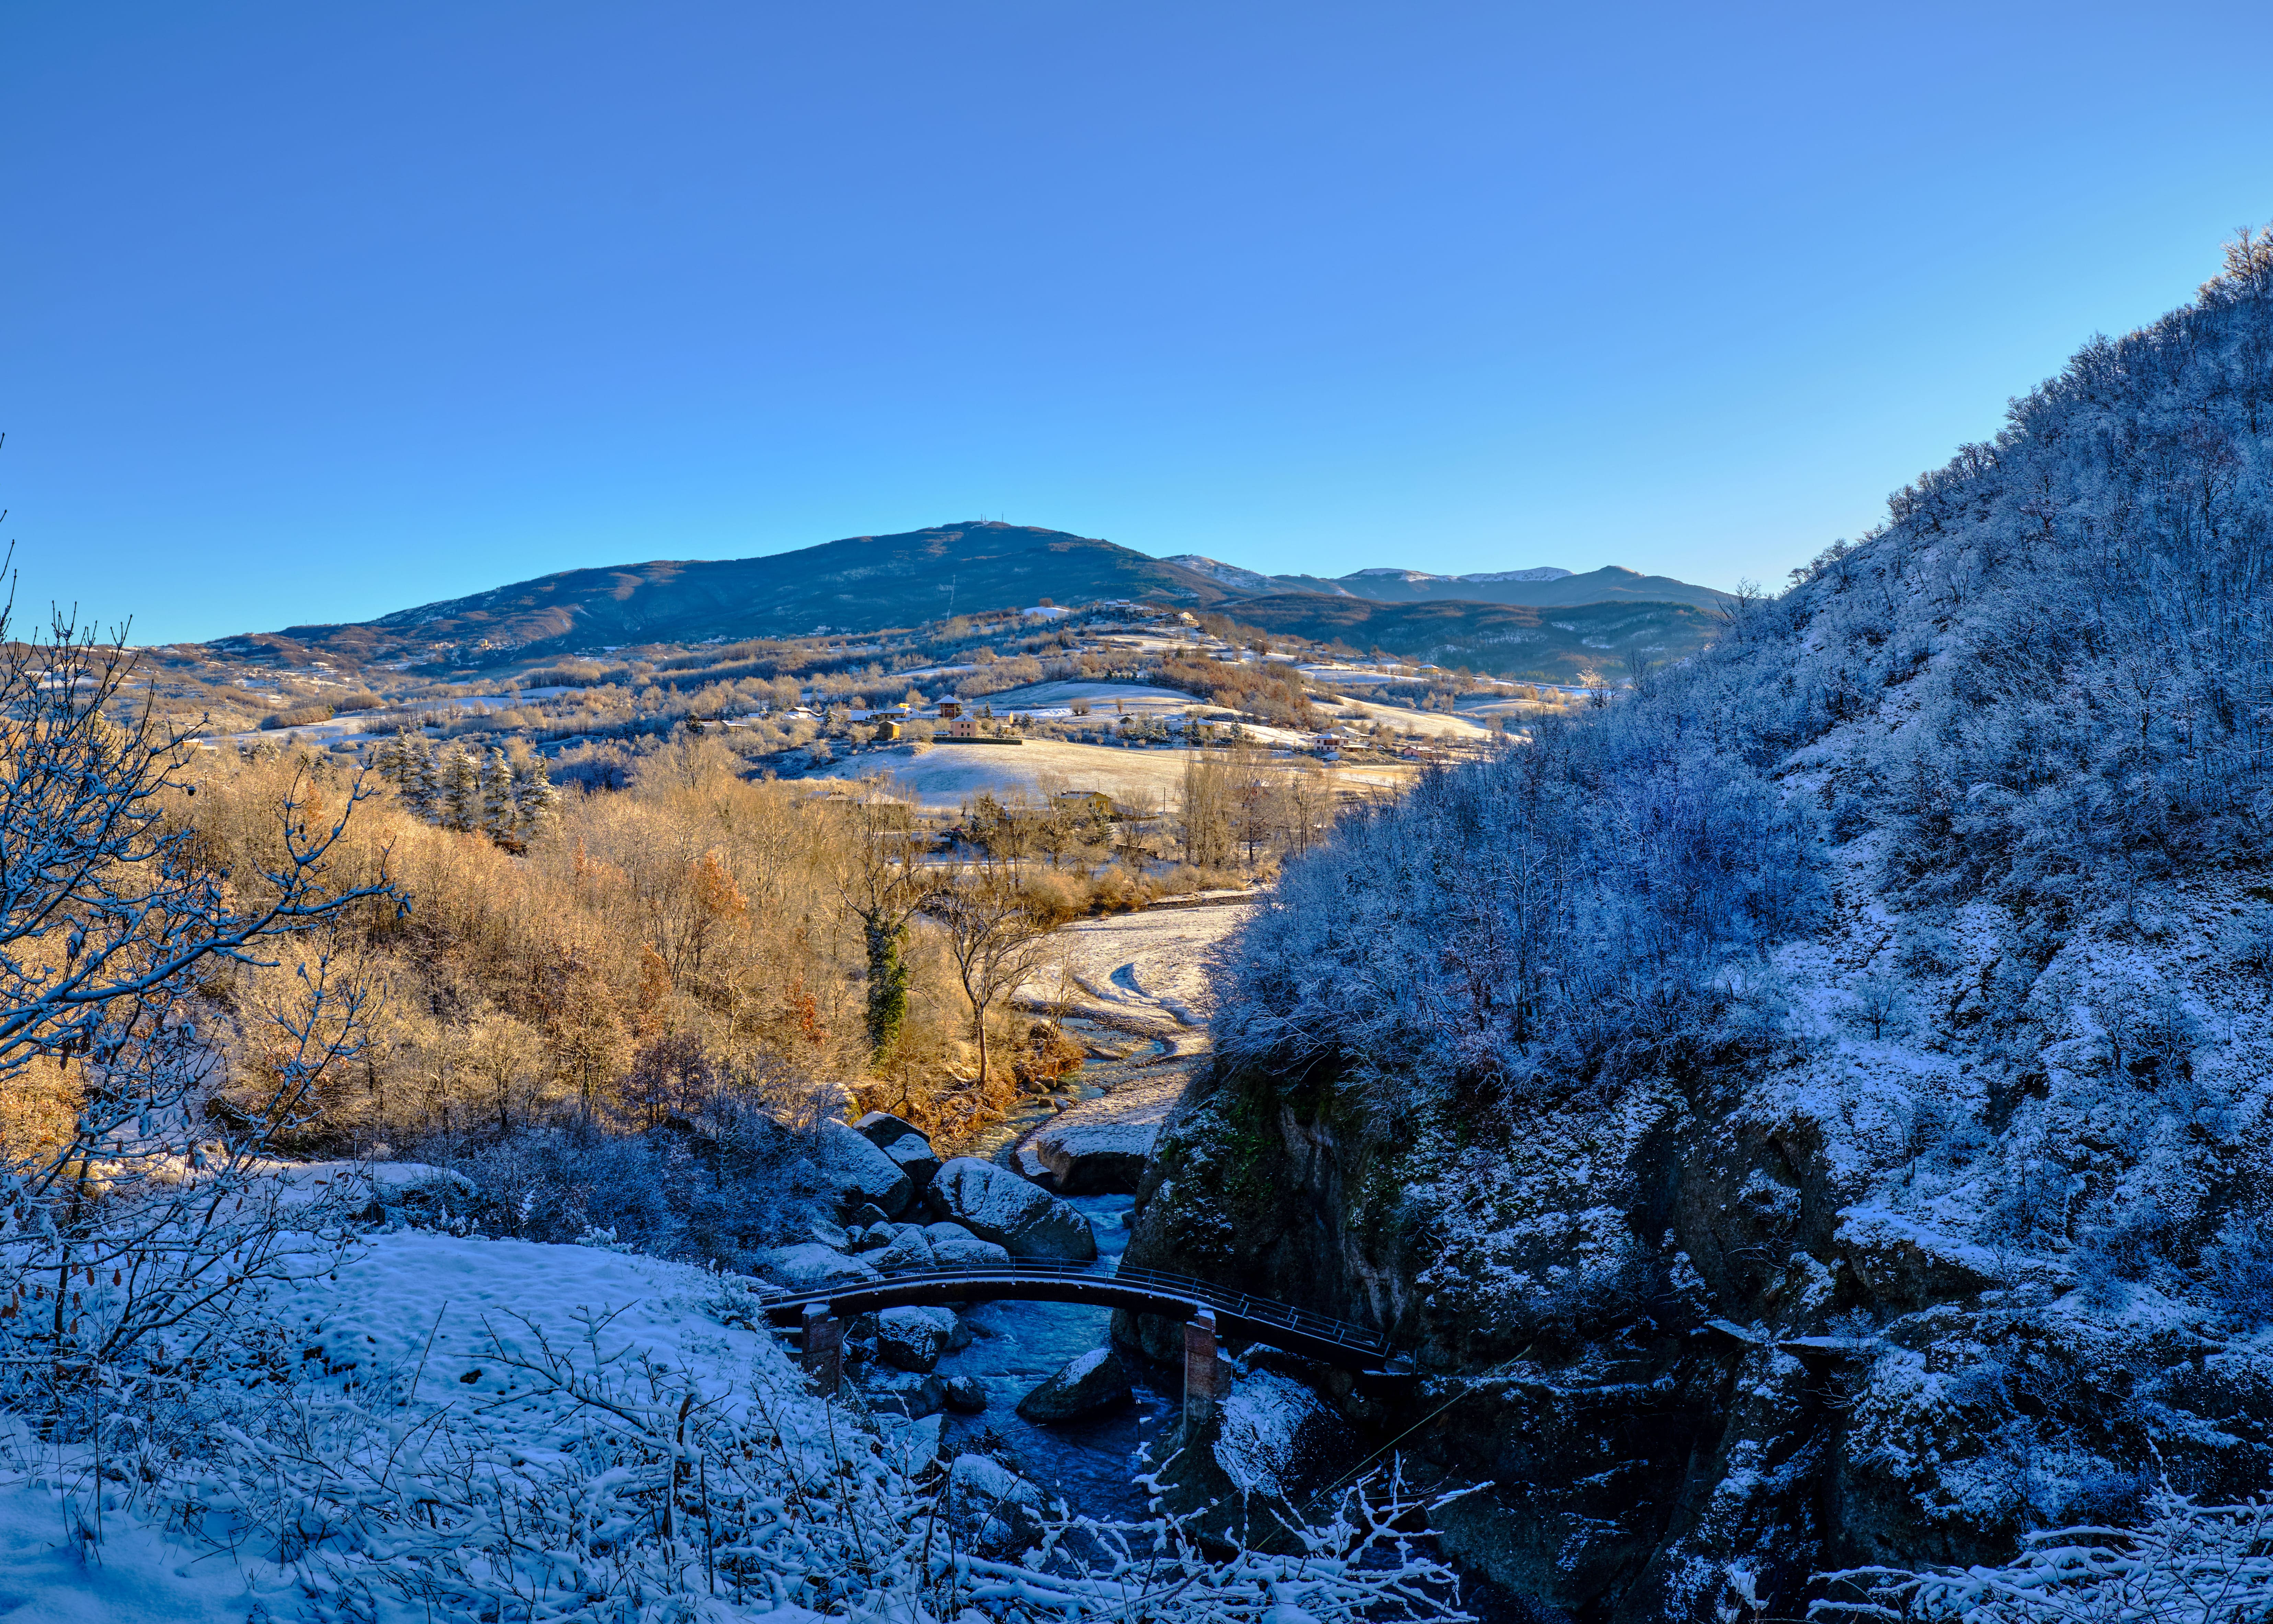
0 1230 827 1624
1322 695 1494 739
1296 665 1429 686
974 681 1199 717
802 739 1198 808
1021 903 1253 1035
802 740 1404 809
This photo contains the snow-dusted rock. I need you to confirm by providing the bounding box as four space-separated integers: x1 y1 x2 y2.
942 1373 989 1413
863 1369 946 1419
874 1229 936 1272
1015 1346 1131 1421
1030 1118 1155 1195
880 1133 943 1192
853 1110 926 1148
926 1157 1097 1261
928 1230 1013 1269
1834 1207 2000 1311
946 1453 1043 1552
877 1412 945 1465
755 1242 880 1291
817 1119 914 1220
1212 1369 1350 1498
875 1305 956 1372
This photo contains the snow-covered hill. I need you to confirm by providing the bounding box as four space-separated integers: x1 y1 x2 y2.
1127 229 2273 1619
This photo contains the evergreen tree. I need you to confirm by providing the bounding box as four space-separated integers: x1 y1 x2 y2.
411 738 441 820
480 747 514 838
512 756 562 839
443 749 482 832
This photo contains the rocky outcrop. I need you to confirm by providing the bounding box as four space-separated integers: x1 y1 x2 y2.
926 1158 1096 1260
1118 1048 2273 1623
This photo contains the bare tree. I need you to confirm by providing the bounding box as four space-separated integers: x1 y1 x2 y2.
923 860 1053 1087
0 587 395 1416
1179 748 1236 868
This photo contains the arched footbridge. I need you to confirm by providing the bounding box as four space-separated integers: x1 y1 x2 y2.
758 1260 1397 1405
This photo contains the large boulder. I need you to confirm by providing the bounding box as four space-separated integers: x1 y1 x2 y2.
854 1110 926 1148
755 1243 879 1291
876 1305 956 1372
874 1229 937 1273
946 1454 1044 1553
854 1113 941 1193
1016 1346 1132 1422
931 1231 1013 1269
881 1134 943 1193
1030 1119 1155 1196
926 1157 1097 1261
1026 1072 1177 1195
817 1119 914 1220
923 1220 1012 1268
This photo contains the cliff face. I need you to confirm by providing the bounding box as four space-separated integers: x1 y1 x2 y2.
1121 968 2273 1620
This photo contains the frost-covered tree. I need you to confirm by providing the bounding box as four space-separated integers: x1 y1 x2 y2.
0 590 395 1417
441 748 482 832
509 753 560 840
477 745 513 837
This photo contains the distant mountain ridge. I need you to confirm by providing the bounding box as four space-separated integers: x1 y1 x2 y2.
225 524 1242 665
218 520 1731 671
1164 554 1728 610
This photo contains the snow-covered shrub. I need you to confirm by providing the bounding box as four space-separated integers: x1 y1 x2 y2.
2200 1210 2273 1329
1215 703 1822 1118
403 1107 831 1268
1815 1490 2273 1624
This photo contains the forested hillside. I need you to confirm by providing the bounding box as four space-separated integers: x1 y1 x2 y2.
1127 229 2273 1616
242 523 1237 665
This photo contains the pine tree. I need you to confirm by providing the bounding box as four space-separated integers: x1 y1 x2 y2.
443 749 482 832
411 738 441 821
512 756 562 840
480 747 514 838
368 730 401 796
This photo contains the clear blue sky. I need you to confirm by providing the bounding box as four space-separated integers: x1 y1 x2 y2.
5 2 2271 645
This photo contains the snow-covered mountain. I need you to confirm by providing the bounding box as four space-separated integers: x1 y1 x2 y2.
1346 565 1572 584
1159 554 1283 592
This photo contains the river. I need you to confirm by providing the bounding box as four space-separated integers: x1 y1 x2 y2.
918 901 1252 1518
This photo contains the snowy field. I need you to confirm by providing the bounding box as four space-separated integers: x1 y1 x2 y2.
803 740 1405 809
1321 694 1495 739
971 680 1199 717
0 1231 865 1623
1020 902 1253 1037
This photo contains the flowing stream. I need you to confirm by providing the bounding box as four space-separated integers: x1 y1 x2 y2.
918 906 1249 1520
925 1021 1192 1521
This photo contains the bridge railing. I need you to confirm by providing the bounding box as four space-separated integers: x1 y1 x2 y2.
753 1258 1393 1360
